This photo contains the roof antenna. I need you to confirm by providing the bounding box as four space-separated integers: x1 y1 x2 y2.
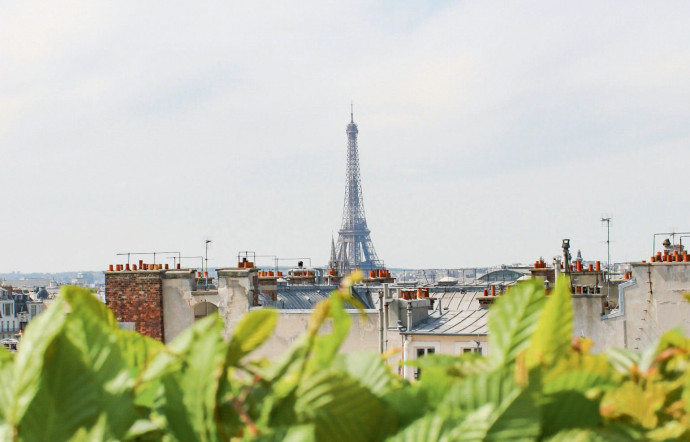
350 101 354 123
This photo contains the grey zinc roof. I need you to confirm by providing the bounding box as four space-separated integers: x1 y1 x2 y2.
429 288 484 311
409 308 489 335
407 287 489 336
262 285 375 310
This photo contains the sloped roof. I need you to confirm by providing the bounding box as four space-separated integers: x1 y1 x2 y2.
477 269 528 282
36 287 49 300
408 308 488 335
429 288 483 311
261 285 375 310
407 287 489 336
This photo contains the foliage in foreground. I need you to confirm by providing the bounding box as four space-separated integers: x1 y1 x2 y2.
1 275 690 441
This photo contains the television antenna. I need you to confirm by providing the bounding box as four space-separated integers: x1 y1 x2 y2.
601 216 611 298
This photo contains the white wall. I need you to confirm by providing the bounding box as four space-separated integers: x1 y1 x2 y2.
572 263 690 352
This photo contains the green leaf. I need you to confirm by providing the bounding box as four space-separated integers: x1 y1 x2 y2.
447 404 495 441
543 370 615 395
152 314 229 442
409 352 491 378
263 334 310 383
0 348 14 422
117 328 165 371
439 368 541 440
17 332 100 441
385 407 461 442
683 369 690 415
489 279 547 368
11 296 69 426
645 420 688 441
12 287 162 441
295 371 395 441
545 428 633 442
124 417 168 440
606 347 640 375
485 386 540 440
389 385 540 442
638 337 662 374
309 294 351 369
441 368 520 413
227 309 278 366
248 425 316 442
600 381 666 429
529 275 573 367
381 384 428 430
332 350 398 396
61 287 146 439
417 364 464 407
656 327 690 351
541 391 601 438
12 291 127 440
411 353 491 408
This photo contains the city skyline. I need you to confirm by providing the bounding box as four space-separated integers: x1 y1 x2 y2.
2 1 690 272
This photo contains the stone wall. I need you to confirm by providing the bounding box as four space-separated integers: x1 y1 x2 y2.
161 269 196 342
216 268 259 338
105 270 165 341
571 262 690 353
387 298 431 329
623 262 690 350
571 293 625 352
251 310 381 360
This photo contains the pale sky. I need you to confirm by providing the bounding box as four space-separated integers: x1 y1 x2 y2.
2 1 690 272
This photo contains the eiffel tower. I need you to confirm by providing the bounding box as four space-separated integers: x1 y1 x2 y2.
334 105 383 272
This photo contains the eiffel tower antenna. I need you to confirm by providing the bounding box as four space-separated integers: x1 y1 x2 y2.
334 105 383 271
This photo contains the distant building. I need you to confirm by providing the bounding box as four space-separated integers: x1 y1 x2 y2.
393 286 489 379
0 286 46 336
1 278 54 289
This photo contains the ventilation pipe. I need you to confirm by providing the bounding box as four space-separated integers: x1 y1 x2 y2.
383 284 390 352
406 301 413 331
378 290 384 354
553 256 561 286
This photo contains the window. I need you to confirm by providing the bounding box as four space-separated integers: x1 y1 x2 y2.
416 347 435 357
455 341 484 356
414 347 435 379
462 347 483 355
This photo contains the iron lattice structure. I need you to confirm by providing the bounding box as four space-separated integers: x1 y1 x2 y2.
335 107 383 272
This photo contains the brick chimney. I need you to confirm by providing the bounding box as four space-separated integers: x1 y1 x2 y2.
105 268 165 341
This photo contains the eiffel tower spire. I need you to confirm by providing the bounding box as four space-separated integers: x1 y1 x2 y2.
334 105 382 271
329 235 338 269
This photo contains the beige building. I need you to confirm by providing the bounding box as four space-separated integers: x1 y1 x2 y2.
572 261 690 352
105 264 492 379
385 292 488 380
106 266 383 351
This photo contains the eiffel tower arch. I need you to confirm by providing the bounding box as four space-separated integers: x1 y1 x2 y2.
334 106 383 272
